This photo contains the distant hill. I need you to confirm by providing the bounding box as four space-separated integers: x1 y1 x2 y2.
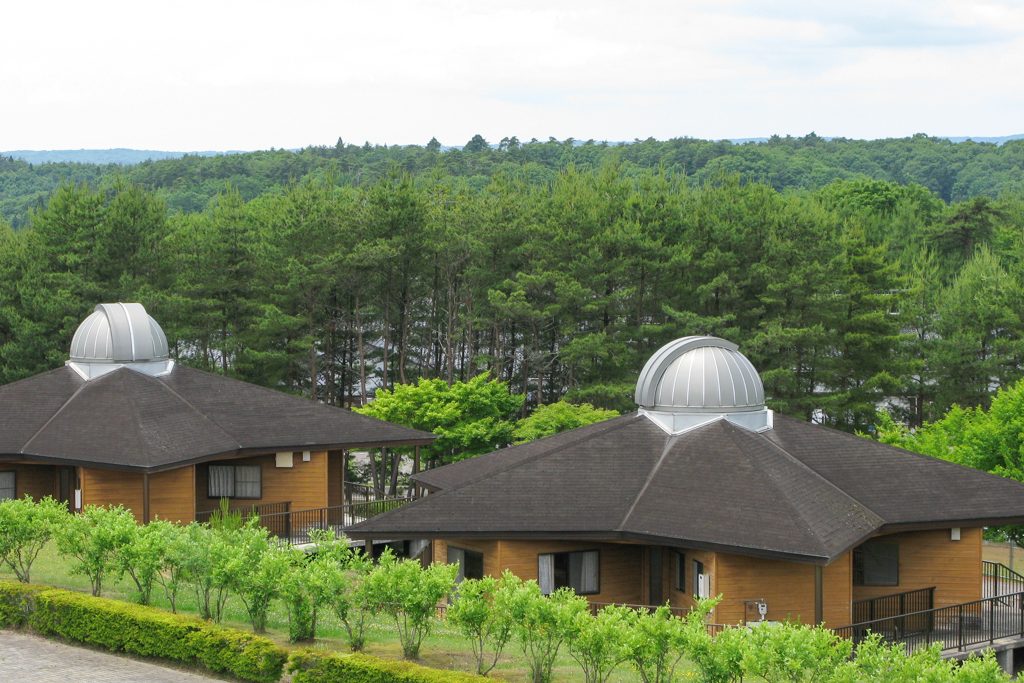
0 148 244 165
5 134 1024 166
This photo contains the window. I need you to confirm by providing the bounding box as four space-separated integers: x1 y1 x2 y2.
854 540 899 586
675 552 686 591
538 550 599 595
692 559 705 598
0 472 14 501
208 464 261 499
448 547 484 583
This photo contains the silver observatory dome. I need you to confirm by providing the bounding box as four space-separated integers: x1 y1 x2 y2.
635 336 772 434
67 303 174 380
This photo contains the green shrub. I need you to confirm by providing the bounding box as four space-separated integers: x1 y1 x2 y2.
0 580 47 626
54 504 136 596
363 549 458 659
0 581 286 683
288 649 488 682
503 579 588 683
448 572 518 676
190 622 289 683
0 496 69 583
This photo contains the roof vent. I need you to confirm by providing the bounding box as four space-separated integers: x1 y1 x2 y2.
635 336 772 434
67 303 173 380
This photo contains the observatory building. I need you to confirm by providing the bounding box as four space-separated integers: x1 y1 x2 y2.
0 303 432 525
353 336 1024 628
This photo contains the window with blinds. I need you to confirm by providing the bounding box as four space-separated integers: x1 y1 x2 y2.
207 464 261 499
0 472 14 501
538 550 599 595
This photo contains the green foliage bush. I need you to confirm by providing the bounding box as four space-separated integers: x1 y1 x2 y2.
288 649 489 683
54 504 136 596
363 549 459 659
0 580 47 626
0 496 69 583
447 571 518 675
0 579 286 683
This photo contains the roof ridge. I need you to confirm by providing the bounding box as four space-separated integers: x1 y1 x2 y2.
19 370 91 454
616 429 680 532
721 425 834 556
739 423 885 541
149 372 243 455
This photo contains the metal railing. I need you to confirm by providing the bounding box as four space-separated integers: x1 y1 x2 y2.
852 586 935 624
252 497 410 545
345 480 417 503
834 589 1024 653
195 500 291 525
984 560 1024 598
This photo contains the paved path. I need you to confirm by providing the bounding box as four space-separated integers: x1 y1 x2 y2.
0 630 226 682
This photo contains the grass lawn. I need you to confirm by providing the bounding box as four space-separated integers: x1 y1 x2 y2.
1 542 690 682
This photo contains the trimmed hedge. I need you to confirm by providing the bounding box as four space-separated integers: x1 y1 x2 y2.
0 580 287 682
288 650 490 683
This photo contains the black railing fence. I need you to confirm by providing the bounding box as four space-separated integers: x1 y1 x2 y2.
250 498 409 545
196 497 409 544
852 586 935 624
984 560 1024 598
835 590 1024 654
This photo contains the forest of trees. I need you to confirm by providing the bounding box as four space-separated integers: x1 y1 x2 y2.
1 135 1023 434
3 134 1024 227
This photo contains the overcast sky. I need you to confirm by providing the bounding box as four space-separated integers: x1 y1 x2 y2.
3 1 1022 150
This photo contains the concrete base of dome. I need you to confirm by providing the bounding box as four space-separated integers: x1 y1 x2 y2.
640 407 773 435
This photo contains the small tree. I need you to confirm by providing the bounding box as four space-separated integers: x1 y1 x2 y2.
178 522 241 621
281 549 322 643
55 504 136 596
152 520 189 612
116 519 172 604
363 549 458 659
513 401 618 444
505 579 588 683
447 571 518 675
741 621 851 683
623 605 687 683
0 496 69 583
231 525 289 633
682 597 745 683
567 604 632 683
309 530 374 651
830 634 953 683
354 373 524 467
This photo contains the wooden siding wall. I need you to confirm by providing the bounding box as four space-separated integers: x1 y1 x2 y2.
433 538 644 605
81 468 144 521
149 467 195 523
714 551 852 627
0 463 57 500
195 451 329 514
852 528 982 608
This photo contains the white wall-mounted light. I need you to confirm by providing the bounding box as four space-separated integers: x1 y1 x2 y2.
951 527 961 541
302 451 311 462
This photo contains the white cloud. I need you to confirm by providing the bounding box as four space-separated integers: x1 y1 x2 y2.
2 0 1022 149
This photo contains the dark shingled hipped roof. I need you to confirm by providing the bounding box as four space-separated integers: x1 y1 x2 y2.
351 413 1024 563
0 365 433 472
